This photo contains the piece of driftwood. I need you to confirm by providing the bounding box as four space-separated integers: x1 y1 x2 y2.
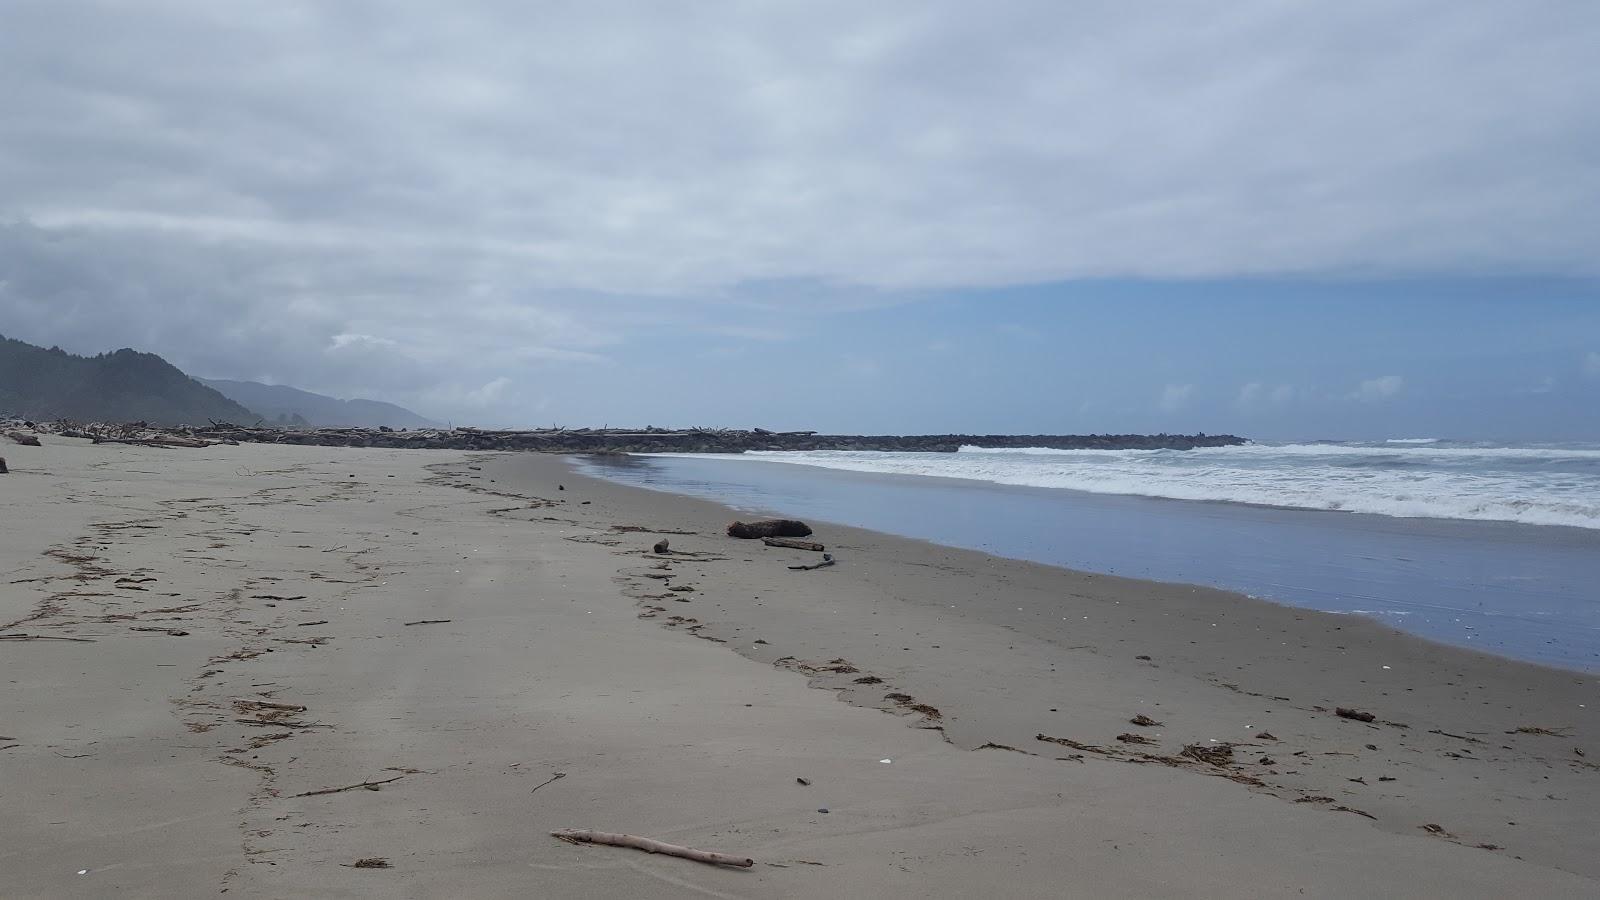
727 519 812 539
0 633 96 642
788 554 835 571
1336 707 1376 723
0 456 7 473
762 537 824 552
5 431 41 446
552 829 754 868
403 619 452 626
652 539 670 554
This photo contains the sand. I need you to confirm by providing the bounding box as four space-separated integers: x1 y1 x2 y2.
1 440 1595 898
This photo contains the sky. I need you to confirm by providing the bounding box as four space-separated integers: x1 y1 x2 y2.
1 0 1597 439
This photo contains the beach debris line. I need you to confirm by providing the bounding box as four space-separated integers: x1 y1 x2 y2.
727 519 813 539
344 858 392 869
789 554 835 571
762 537 825 552
551 829 755 868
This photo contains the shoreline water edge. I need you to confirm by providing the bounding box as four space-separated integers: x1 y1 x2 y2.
572 448 1600 672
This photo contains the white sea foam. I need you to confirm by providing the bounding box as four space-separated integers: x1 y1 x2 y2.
658 441 1600 530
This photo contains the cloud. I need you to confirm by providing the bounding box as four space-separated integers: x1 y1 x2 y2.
1236 382 1295 410
1158 383 1194 411
1585 351 1600 377
329 333 397 351
1352 375 1405 401
1 2 1596 422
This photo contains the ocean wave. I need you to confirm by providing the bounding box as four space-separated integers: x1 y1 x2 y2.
699 447 1600 530
958 442 1600 461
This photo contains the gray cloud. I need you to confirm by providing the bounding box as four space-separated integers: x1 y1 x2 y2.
2 1 1597 422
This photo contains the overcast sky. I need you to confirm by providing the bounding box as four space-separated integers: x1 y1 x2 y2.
2 1 1597 437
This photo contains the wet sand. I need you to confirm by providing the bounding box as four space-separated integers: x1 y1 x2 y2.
1 440 1595 897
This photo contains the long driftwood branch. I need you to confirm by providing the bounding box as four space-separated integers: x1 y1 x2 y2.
551 829 754 868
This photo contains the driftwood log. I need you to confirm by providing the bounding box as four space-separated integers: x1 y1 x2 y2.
5 431 41 446
0 456 7 474
727 519 812 539
552 829 754 868
652 539 670 554
762 537 824 552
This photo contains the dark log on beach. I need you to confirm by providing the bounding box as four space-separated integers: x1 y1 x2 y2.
652 538 670 554
5 431 41 446
0 456 7 474
762 536 825 552
728 519 813 539
1336 707 1377 723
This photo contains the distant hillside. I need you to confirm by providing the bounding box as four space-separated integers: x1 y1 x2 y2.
0 335 260 426
200 379 442 429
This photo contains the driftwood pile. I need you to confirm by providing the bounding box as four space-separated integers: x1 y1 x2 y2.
8 420 229 448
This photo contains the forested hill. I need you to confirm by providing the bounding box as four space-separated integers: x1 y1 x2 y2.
200 378 442 429
0 335 259 425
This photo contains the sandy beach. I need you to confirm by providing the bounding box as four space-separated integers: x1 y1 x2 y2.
2 440 1596 898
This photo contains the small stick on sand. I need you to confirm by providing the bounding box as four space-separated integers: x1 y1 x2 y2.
293 774 405 797
0 633 96 643
403 619 452 626
551 829 754 867
788 554 835 571
530 771 566 794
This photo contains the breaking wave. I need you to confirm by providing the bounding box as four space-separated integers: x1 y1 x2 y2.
664 441 1600 530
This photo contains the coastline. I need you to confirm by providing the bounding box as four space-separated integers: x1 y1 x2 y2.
2 440 1594 897
572 451 1600 671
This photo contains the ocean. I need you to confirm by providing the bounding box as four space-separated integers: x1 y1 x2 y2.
575 440 1600 672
